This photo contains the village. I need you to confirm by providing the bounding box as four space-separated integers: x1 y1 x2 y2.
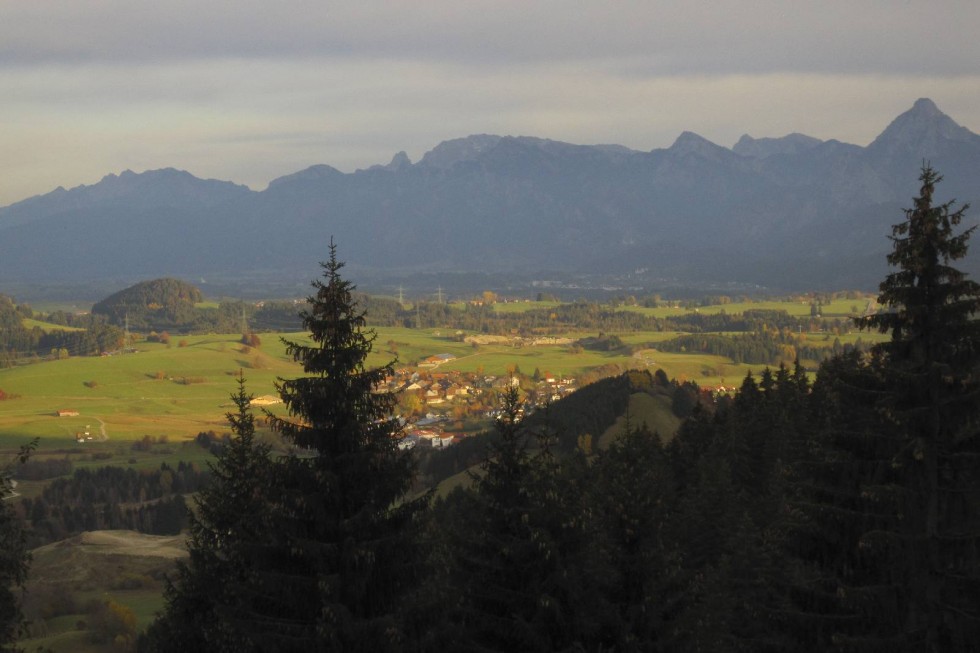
381 352 578 450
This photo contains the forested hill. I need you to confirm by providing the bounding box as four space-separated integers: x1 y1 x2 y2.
91 278 203 330
2 99 979 291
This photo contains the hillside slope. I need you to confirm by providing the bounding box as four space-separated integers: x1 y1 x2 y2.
20 531 186 652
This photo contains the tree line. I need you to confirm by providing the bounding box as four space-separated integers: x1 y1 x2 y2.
0 295 125 367
655 328 869 366
15 462 209 548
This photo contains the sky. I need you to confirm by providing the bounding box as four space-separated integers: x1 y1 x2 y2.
2 0 979 206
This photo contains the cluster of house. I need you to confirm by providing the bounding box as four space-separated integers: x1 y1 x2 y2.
380 354 579 450
398 417 458 451
384 354 477 407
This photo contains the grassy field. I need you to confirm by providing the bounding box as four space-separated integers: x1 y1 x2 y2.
1 294 889 456
441 296 874 320
1 327 701 444
21 318 85 332
0 333 300 452
0 324 852 456
618 296 872 319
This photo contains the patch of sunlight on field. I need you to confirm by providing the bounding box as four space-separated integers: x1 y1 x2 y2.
490 300 562 314
20 531 186 652
618 296 873 319
22 318 85 332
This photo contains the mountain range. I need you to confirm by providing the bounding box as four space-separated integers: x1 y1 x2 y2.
2 98 979 296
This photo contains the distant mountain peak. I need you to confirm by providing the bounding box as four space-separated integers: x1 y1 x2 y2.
387 151 412 169
418 134 503 169
3 100 980 292
668 131 729 159
268 164 343 187
733 132 823 158
912 97 940 115
365 151 413 173
0 168 252 231
868 98 980 157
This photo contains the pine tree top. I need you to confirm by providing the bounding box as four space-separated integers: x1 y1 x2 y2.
271 239 401 457
861 165 980 371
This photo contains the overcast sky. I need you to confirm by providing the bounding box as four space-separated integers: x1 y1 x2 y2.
2 1 979 206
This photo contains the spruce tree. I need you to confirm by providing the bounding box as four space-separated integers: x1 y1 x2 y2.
589 420 676 651
858 165 980 650
442 387 598 652
664 370 805 652
142 374 272 652
0 442 33 653
256 240 427 651
791 166 980 650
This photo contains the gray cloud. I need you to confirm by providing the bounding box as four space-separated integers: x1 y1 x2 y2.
2 1 979 206
3 1 979 75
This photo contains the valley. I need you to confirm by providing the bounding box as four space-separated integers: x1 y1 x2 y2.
1 291 885 452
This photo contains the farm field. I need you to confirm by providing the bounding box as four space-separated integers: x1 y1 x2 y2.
444 295 874 320
0 325 747 453
21 318 85 332
0 334 294 448
1 291 890 457
617 297 873 319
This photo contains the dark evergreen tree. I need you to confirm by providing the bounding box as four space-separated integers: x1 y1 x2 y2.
588 420 676 651
254 241 428 651
663 369 804 653
791 166 980 651
141 374 272 653
0 440 35 653
442 387 600 652
858 165 980 650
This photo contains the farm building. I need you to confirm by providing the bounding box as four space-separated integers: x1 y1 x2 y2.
249 395 283 407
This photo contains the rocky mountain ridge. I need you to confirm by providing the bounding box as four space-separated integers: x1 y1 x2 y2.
2 99 978 293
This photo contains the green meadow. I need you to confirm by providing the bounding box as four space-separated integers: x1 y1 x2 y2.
598 392 682 449
0 333 297 449
1 326 752 452
1 291 889 456
617 296 871 319
22 318 85 332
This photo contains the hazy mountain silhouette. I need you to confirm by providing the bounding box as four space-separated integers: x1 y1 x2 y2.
1 99 977 292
